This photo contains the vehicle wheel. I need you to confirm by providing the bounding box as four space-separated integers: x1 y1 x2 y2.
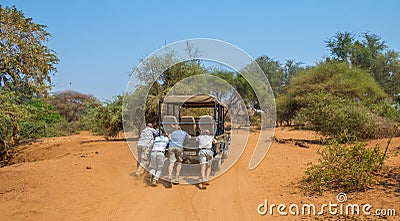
221 143 229 159
212 155 222 172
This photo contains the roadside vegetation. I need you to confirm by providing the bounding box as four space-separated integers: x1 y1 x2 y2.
301 140 385 193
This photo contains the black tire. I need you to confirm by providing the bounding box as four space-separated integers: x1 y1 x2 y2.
211 155 222 172
221 142 229 159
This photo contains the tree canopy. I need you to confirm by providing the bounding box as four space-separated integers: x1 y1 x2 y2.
325 32 400 97
287 61 387 103
0 5 59 144
0 5 59 97
50 90 99 122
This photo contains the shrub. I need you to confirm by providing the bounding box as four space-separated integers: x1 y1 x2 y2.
367 102 400 122
20 120 78 139
287 62 387 103
276 94 297 126
19 99 79 139
295 93 398 139
87 96 123 137
301 140 384 193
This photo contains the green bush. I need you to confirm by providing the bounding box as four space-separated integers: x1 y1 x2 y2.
287 62 387 103
87 96 123 137
295 93 398 139
367 102 400 122
20 121 46 139
17 99 79 139
301 140 384 193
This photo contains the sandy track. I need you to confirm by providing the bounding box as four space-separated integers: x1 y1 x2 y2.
0 129 399 220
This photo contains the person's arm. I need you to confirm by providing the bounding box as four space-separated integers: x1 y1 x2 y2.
153 128 159 136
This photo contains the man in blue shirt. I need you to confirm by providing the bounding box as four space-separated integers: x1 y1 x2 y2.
168 126 191 185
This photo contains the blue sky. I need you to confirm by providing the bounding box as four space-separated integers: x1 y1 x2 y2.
3 0 400 100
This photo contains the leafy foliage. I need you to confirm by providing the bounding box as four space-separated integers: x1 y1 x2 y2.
302 140 384 193
88 96 123 137
277 62 390 135
275 94 297 126
0 6 59 95
0 91 76 141
367 102 400 121
0 5 59 144
287 62 387 103
50 90 99 122
256 56 303 96
326 32 400 97
295 93 397 139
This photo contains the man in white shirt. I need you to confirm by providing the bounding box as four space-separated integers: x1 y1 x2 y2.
197 129 217 189
135 123 158 179
147 132 170 187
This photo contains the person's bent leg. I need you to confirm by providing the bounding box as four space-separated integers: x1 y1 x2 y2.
174 149 183 183
136 145 143 168
142 146 151 171
135 146 145 176
205 152 213 181
175 162 182 178
200 163 206 182
167 148 177 180
149 153 158 176
154 153 164 181
206 164 212 181
168 161 174 179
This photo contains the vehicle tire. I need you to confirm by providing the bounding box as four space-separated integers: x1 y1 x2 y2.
221 142 229 159
212 155 222 172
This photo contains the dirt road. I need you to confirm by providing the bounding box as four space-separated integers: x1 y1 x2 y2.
0 129 399 220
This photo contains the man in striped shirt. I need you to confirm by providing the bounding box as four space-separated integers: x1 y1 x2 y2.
147 132 170 187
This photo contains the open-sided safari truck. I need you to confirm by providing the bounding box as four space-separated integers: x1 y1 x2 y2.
158 94 230 172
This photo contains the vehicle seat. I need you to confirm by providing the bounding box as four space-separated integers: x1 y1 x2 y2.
180 116 196 136
162 115 177 134
198 115 214 134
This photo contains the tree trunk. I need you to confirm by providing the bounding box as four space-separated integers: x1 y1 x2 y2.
0 137 10 167
10 118 20 145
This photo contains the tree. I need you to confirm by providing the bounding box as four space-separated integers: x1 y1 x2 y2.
325 32 355 63
287 61 387 105
50 90 99 122
0 5 59 144
277 62 399 138
325 32 400 98
211 70 257 109
278 62 387 126
283 59 304 85
89 96 123 137
255 55 286 96
160 61 207 91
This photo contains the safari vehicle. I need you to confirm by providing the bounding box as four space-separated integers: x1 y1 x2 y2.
158 94 230 171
